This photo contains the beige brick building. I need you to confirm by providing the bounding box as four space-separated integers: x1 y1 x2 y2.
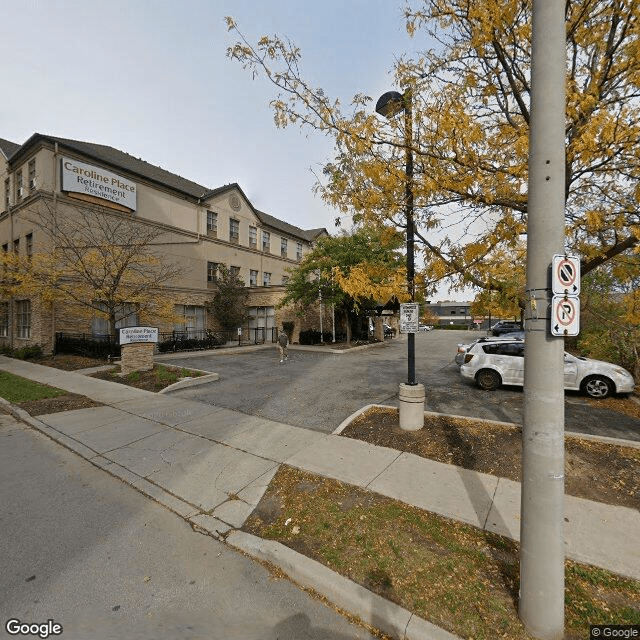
0 133 328 352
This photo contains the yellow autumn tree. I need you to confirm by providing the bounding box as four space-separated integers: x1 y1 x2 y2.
1 200 185 338
226 0 640 310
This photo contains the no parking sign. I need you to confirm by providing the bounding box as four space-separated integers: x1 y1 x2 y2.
551 254 580 336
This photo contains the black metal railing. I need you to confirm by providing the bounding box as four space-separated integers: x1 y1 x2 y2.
157 329 234 353
55 332 119 359
55 327 279 357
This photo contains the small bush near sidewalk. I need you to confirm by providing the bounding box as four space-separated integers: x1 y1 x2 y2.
243 466 640 640
0 371 67 403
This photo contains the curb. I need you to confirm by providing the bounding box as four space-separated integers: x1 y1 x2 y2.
0 396 460 639
226 531 461 640
158 371 220 393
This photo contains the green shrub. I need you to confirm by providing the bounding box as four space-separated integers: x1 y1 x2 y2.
11 344 44 360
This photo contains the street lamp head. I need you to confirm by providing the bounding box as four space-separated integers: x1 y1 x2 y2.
375 91 405 119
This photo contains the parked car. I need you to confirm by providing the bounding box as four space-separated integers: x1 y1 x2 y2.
419 324 434 332
455 335 524 366
459 339 635 398
490 320 523 336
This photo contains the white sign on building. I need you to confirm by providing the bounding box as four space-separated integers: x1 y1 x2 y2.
61 157 137 210
119 326 159 345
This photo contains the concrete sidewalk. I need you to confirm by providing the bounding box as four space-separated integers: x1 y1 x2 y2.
1 356 639 640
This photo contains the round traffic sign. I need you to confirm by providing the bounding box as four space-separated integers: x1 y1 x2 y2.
556 258 577 288
555 298 577 326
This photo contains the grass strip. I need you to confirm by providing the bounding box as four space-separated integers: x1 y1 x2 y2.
0 371 68 403
242 465 640 640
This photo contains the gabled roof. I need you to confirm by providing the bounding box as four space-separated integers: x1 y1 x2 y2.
5 133 329 242
13 133 211 199
0 138 20 160
255 209 327 241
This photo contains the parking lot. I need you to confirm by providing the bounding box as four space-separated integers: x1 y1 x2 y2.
159 331 640 441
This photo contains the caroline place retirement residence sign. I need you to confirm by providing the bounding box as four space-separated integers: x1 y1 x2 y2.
62 158 137 210
119 327 159 345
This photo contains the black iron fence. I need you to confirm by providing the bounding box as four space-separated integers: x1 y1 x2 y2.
55 327 278 358
55 333 119 359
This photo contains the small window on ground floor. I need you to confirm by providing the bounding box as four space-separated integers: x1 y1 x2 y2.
0 302 8 337
16 300 31 339
92 302 139 337
248 306 275 330
174 304 206 338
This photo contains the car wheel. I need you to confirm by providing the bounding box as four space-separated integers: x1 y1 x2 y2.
476 369 502 391
581 375 614 399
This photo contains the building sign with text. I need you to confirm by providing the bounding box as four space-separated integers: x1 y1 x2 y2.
61 157 137 210
119 327 158 345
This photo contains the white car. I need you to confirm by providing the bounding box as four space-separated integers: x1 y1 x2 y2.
455 335 524 366
459 339 635 398
419 324 434 332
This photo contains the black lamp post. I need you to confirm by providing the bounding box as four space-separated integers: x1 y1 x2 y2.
375 88 416 385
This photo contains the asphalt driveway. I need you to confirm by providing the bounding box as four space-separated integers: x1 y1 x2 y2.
160 331 640 441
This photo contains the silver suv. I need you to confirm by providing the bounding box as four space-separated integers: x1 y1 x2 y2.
459 339 635 398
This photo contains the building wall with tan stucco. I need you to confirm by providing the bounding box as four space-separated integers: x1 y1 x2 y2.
0 134 328 354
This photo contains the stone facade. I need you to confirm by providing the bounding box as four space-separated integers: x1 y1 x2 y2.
120 342 155 375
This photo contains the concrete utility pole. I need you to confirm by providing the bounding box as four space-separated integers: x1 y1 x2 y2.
520 0 566 638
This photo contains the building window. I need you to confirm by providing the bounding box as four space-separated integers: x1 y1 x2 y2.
206 210 217 235
174 304 206 337
282 275 289 285
230 265 241 279
0 302 8 337
25 233 33 258
4 178 9 211
13 238 19 254
207 261 219 283
263 272 271 287
248 306 275 334
281 237 288 258
16 171 23 201
92 302 138 337
230 218 239 243
250 269 258 286
28 159 36 192
249 226 257 248
296 242 303 261
2 244 8 253
16 300 31 339
262 231 270 252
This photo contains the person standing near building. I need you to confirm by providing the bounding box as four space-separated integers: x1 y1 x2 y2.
277 329 289 363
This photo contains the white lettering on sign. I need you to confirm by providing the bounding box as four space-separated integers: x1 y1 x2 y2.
62 158 137 210
119 327 159 345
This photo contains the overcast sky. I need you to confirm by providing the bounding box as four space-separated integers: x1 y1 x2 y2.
1 1 428 228
3 1 472 300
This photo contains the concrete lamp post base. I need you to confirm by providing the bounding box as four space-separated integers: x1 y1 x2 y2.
398 383 425 431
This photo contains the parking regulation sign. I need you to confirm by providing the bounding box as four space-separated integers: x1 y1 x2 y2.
399 303 420 333
551 295 580 336
552 254 580 296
